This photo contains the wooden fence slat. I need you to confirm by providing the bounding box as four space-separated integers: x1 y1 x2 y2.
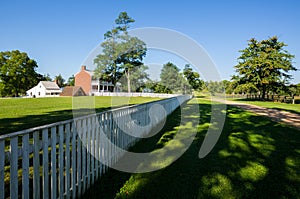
104 113 108 173
42 129 49 199
99 114 103 177
87 118 91 189
59 125 64 199
91 117 95 185
51 127 57 199
77 120 82 197
0 140 5 199
65 123 71 199
22 134 30 199
95 116 99 180
82 119 87 193
33 132 40 199
10 137 18 199
71 122 77 199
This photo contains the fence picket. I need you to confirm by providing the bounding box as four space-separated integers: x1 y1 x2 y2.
22 134 30 199
51 127 57 199
77 120 82 197
10 137 18 199
95 116 100 180
33 132 40 199
82 119 87 193
42 129 49 199
71 122 77 199
87 117 91 189
65 123 71 199
91 116 95 185
58 125 64 199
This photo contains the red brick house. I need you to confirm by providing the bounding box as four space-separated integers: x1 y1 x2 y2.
74 66 114 95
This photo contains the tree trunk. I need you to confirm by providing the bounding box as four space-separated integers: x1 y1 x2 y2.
261 86 266 100
127 70 131 93
113 60 117 92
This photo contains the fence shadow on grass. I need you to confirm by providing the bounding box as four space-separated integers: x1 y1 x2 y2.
0 107 106 135
82 100 300 199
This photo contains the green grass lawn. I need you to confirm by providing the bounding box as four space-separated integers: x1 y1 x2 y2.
0 96 161 135
82 97 300 199
230 99 300 115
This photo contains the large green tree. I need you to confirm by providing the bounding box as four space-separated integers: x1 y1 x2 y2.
94 12 147 93
233 36 296 99
183 64 203 91
0 50 40 97
160 62 184 93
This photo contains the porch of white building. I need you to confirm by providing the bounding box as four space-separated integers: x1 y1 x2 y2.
91 80 120 94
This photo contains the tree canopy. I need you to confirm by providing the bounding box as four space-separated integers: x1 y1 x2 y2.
0 50 41 97
160 62 182 93
54 74 65 87
94 11 147 93
183 64 203 91
233 36 296 99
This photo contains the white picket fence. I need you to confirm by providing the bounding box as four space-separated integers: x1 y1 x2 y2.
91 92 181 98
0 95 191 199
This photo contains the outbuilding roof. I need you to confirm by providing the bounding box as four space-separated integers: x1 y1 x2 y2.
40 81 61 90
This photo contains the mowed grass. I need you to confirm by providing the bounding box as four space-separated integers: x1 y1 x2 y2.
82 97 300 199
0 96 161 135
231 99 300 115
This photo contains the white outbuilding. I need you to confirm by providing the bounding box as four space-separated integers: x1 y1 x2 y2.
26 81 62 97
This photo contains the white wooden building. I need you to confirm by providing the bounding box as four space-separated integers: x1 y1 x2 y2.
26 81 62 97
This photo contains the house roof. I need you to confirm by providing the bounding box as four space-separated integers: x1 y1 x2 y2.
40 81 61 90
60 86 86 96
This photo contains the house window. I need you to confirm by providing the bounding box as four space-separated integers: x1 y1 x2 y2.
38 92 40 96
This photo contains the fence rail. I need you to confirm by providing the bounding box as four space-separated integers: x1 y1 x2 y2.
0 95 191 199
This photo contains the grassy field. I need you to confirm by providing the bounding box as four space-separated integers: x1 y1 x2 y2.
231 99 300 115
0 96 161 134
82 97 300 199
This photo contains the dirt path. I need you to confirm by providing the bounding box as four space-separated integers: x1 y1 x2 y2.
213 98 300 129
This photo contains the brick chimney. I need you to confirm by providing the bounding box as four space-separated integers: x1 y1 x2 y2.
81 65 86 71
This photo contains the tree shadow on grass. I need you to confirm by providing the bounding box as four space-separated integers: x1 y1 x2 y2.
268 107 300 116
83 99 300 199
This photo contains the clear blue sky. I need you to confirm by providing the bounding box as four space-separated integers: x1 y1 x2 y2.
1 0 299 83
